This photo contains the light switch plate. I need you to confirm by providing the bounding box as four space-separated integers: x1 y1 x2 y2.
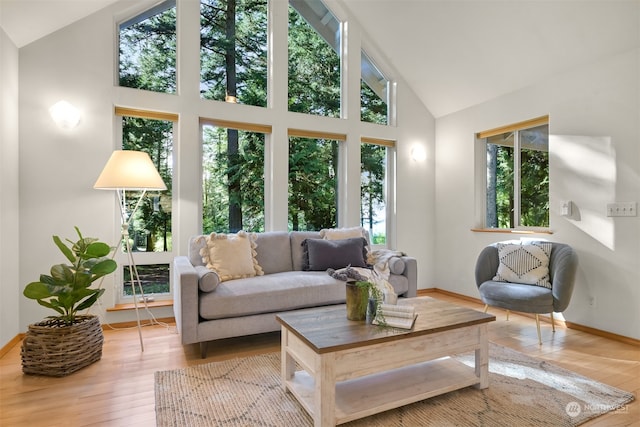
606 202 637 217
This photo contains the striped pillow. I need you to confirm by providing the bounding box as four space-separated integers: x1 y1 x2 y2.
493 242 552 288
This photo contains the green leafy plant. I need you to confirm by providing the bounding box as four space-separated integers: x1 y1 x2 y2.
23 227 117 325
356 280 385 324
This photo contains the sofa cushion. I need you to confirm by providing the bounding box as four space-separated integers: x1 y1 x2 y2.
387 273 409 296
255 231 293 274
302 237 368 271
493 242 552 288
290 231 321 271
200 231 264 282
189 236 208 267
199 271 347 320
320 226 366 240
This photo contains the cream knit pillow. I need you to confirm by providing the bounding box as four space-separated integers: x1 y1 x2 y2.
200 231 263 282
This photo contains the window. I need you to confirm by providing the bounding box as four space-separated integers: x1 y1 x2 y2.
361 52 388 125
200 0 268 106
288 130 343 231
361 139 390 244
288 0 341 118
118 109 175 298
480 117 549 229
118 0 177 93
201 120 267 233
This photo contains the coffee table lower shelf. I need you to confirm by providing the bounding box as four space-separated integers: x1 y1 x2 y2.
286 357 479 425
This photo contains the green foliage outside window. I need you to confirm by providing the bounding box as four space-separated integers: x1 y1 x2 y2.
486 124 549 228
200 0 267 106
288 5 340 118
202 125 265 233
361 144 386 244
119 0 389 241
119 1 176 93
288 137 338 231
122 117 173 252
361 81 388 125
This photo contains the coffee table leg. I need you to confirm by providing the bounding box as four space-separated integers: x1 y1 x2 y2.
474 324 489 389
281 328 295 391
314 353 336 427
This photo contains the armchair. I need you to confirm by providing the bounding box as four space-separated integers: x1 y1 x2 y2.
475 241 578 344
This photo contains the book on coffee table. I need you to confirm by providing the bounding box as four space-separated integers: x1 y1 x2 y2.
372 303 417 329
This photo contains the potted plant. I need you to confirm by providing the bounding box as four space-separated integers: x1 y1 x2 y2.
345 280 383 321
21 226 117 376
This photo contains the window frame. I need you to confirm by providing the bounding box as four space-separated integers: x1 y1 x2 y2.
199 117 272 234
114 107 178 303
476 115 550 232
117 0 177 94
360 137 394 248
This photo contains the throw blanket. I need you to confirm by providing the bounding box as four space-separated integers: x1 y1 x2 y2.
328 249 405 295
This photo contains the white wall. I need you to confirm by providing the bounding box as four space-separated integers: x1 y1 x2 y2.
435 48 640 339
0 27 21 348
12 0 435 338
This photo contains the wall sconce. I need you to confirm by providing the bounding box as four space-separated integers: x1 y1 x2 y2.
411 145 426 161
49 100 81 129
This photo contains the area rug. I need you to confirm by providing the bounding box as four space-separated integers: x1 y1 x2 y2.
155 343 634 426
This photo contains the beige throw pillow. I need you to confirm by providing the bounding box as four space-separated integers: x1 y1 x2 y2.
320 226 366 240
200 231 263 282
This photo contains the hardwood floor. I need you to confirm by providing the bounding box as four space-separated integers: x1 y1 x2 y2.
1 292 638 426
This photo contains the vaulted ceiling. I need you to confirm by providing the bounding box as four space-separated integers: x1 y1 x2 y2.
1 0 638 118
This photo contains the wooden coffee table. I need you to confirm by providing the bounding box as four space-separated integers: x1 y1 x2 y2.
276 296 495 426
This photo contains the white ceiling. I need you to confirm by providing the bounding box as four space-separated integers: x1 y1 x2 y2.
1 0 638 117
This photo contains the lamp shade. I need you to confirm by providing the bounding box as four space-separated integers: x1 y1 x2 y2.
94 150 167 190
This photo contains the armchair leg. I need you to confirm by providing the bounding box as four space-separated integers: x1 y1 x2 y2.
483 304 489 313
550 312 556 332
535 314 542 345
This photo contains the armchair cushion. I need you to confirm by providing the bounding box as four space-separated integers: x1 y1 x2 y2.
493 242 552 289
478 281 553 313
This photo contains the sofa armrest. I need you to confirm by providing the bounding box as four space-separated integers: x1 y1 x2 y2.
173 256 200 345
400 256 417 297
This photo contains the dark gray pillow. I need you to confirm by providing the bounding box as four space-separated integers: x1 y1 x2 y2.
302 237 368 271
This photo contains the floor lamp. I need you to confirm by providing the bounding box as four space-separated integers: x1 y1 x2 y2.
94 150 167 351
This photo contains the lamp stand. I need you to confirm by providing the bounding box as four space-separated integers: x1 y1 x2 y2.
117 189 148 352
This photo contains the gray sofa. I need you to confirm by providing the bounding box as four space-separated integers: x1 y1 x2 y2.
173 231 417 357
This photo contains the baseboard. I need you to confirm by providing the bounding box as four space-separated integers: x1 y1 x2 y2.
0 317 177 358
101 317 175 329
0 334 24 359
418 288 640 347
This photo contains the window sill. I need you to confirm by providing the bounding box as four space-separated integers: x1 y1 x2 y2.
470 228 553 235
107 299 173 312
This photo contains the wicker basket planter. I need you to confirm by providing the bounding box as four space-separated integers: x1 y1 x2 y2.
21 315 103 377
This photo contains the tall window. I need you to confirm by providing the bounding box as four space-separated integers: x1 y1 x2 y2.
481 117 549 229
119 111 174 298
200 0 268 106
361 141 388 244
288 0 341 118
118 0 177 93
361 52 388 125
288 133 341 231
202 121 266 233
